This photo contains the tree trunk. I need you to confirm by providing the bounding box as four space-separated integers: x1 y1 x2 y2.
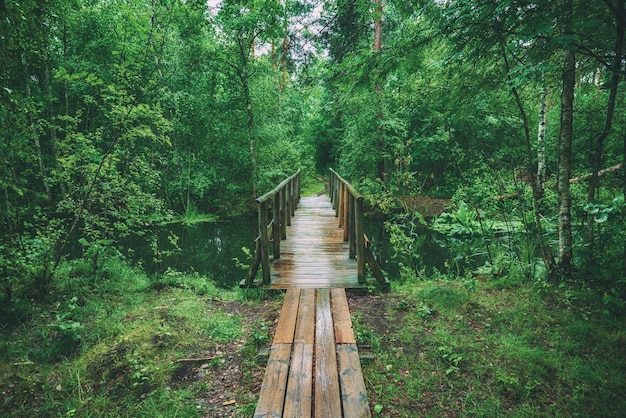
22 50 51 201
586 0 625 253
373 0 383 54
373 0 386 181
537 86 548 196
557 48 576 271
623 125 626 274
236 36 258 198
241 69 258 199
499 40 556 273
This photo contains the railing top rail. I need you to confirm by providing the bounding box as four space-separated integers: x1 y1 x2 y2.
329 168 362 200
256 169 301 204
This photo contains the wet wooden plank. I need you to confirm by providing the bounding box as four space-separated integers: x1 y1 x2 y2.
331 288 356 344
294 288 315 344
315 289 342 418
284 343 313 418
269 196 360 289
273 288 301 344
337 343 371 418
254 344 292 418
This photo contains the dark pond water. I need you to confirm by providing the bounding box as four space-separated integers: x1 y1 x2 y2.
364 221 451 279
121 217 258 288
116 216 452 288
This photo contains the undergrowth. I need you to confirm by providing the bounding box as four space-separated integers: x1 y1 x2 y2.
356 274 626 417
0 257 279 417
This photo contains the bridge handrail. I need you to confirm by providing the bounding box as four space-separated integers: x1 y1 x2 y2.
243 169 301 287
256 169 301 204
329 168 387 287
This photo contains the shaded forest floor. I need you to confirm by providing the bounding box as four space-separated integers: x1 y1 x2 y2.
1 259 625 417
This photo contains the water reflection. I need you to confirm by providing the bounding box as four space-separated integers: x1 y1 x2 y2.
121 216 452 288
123 217 258 288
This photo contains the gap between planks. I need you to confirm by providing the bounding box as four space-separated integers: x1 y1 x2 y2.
254 288 371 418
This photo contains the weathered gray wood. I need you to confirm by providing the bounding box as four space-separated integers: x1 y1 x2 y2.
273 288 301 344
246 170 301 286
294 289 316 344
244 238 262 287
259 201 270 285
284 343 313 417
349 194 356 259
254 344 292 418
337 343 372 418
273 192 281 259
331 288 356 344
269 196 361 289
364 240 389 288
343 186 350 243
356 196 366 284
315 289 342 418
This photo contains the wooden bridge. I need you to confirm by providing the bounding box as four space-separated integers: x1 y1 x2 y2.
242 169 388 417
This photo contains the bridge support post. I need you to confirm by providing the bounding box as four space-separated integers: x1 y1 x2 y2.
355 196 366 284
273 192 281 259
284 185 291 230
349 194 356 259
259 201 271 284
343 186 350 243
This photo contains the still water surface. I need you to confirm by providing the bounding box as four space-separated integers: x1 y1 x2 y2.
122 217 450 288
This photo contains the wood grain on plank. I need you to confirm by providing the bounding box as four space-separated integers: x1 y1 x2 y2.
268 196 360 290
315 289 342 418
294 288 315 344
331 288 356 344
273 288 301 344
254 344 292 418
283 343 313 418
337 343 372 418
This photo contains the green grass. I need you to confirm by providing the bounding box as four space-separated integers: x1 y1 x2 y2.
300 173 326 197
4 251 625 417
356 277 626 417
0 257 278 417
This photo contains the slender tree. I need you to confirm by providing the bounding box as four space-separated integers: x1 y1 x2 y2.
556 0 576 271
585 0 625 254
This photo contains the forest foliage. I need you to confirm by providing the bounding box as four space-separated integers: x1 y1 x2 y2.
1 0 625 415
2 0 625 295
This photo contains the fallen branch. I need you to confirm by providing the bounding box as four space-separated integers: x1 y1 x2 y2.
570 163 623 183
173 356 217 363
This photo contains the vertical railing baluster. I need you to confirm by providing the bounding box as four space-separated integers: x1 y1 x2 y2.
273 191 281 259
282 185 288 237
259 201 270 284
349 194 356 259
338 182 344 227
343 185 349 242
356 196 366 284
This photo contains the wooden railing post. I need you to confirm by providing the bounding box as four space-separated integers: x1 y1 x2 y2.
355 196 366 284
243 169 302 287
349 194 356 259
329 171 334 208
259 201 271 284
285 181 291 228
327 167 389 289
343 185 349 242
295 172 301 208
338 182 344 228
273 191 281 259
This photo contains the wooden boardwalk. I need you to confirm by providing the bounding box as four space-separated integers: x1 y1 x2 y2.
268 195 360 290
253 194 372 417
254 288 371 418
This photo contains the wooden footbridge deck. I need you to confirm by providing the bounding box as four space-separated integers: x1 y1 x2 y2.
242 169 388 417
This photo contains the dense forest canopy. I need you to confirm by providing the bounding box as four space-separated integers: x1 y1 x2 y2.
1 0 625 293
1 1 626 416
